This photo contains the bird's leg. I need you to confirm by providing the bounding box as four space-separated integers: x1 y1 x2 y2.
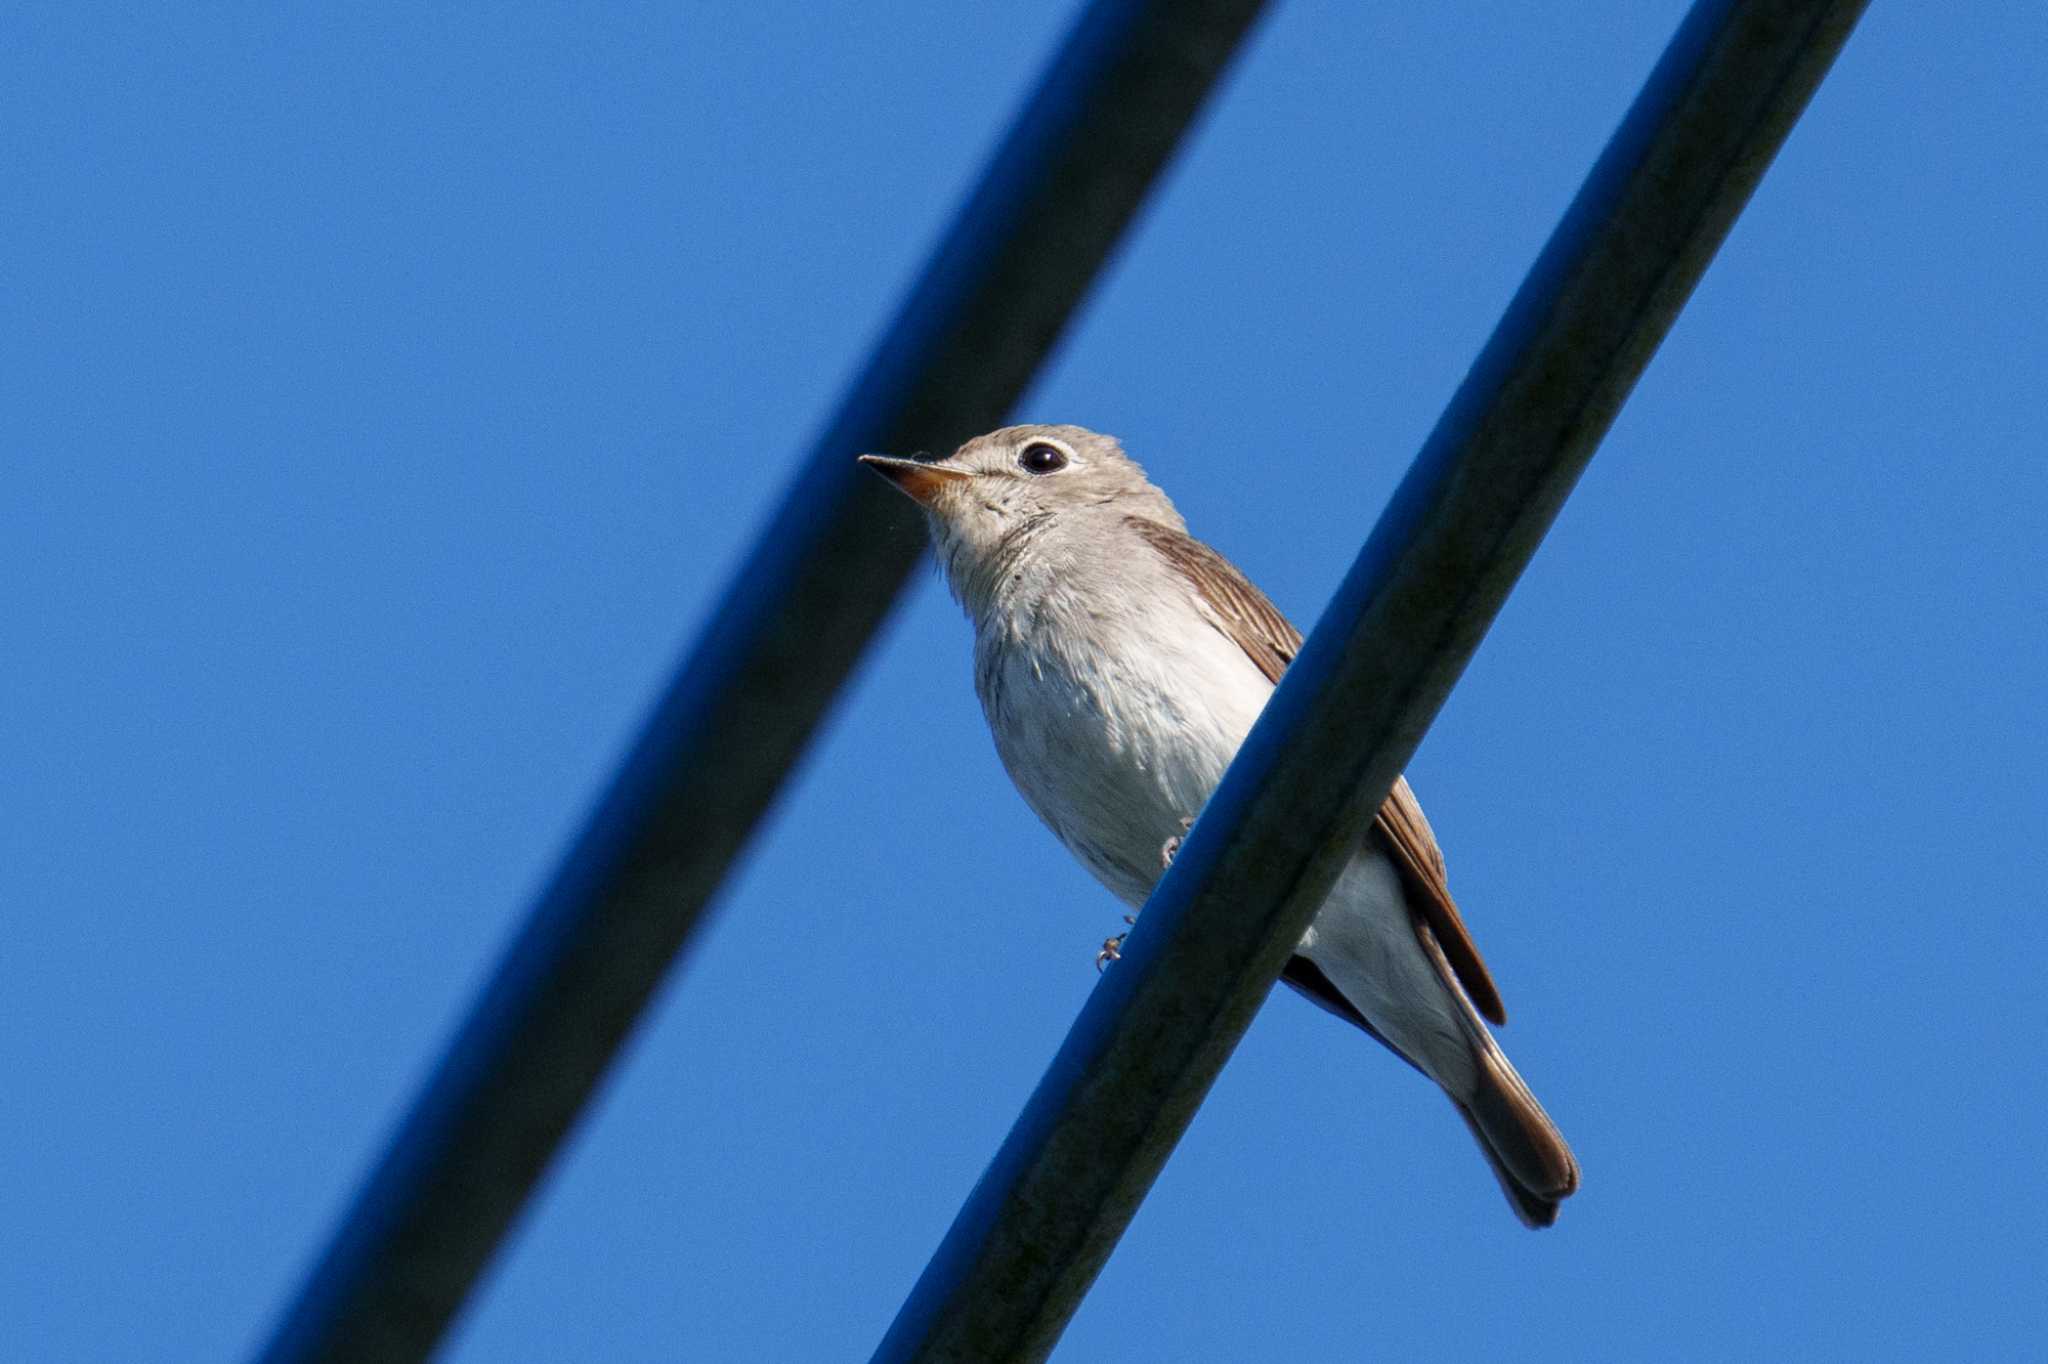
1098 816 1198 972
1159 814 1196 870
1094 915 1138 972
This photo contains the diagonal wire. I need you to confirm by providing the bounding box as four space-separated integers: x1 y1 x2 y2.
872 1 1870 1359
252 3 1271 1361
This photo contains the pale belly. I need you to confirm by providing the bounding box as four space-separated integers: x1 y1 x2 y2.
974 614 1476 1091
975 619 1272 908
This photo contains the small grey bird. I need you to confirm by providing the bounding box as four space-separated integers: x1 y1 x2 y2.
860 423 1579 1226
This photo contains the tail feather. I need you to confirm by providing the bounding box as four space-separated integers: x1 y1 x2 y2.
1453 1101 1562 1228
1460 1043 1579 1226
1408 912 1580 1225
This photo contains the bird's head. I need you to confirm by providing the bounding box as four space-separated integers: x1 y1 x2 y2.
859 424 1182 614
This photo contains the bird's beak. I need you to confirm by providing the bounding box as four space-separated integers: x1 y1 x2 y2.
858 453 970 507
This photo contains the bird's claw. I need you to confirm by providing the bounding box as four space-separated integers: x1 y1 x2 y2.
1094 914 1139 972
1101 814 1194 970
1159 814 1196 870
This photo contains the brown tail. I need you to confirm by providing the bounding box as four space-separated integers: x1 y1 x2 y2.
1408 915 1580 1227
1455 1042 1579 1228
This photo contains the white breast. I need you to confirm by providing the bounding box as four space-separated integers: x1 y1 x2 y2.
975 596 1274 908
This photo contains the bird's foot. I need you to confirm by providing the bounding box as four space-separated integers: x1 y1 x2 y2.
1158 815 1197 870
1094 915 1138 972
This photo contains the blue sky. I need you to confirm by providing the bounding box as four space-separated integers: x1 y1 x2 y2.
8 3 2046 1360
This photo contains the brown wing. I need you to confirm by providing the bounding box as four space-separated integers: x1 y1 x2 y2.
1127 516 1508 1025
1377 773 1506 1023
1126 517 1298 682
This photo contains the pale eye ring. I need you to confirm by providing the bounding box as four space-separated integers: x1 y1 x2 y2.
1018 442 1068 475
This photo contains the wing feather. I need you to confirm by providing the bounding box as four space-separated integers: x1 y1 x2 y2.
1126 516 1508 1024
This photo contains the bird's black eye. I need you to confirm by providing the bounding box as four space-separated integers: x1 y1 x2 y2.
1018 442 1068 475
